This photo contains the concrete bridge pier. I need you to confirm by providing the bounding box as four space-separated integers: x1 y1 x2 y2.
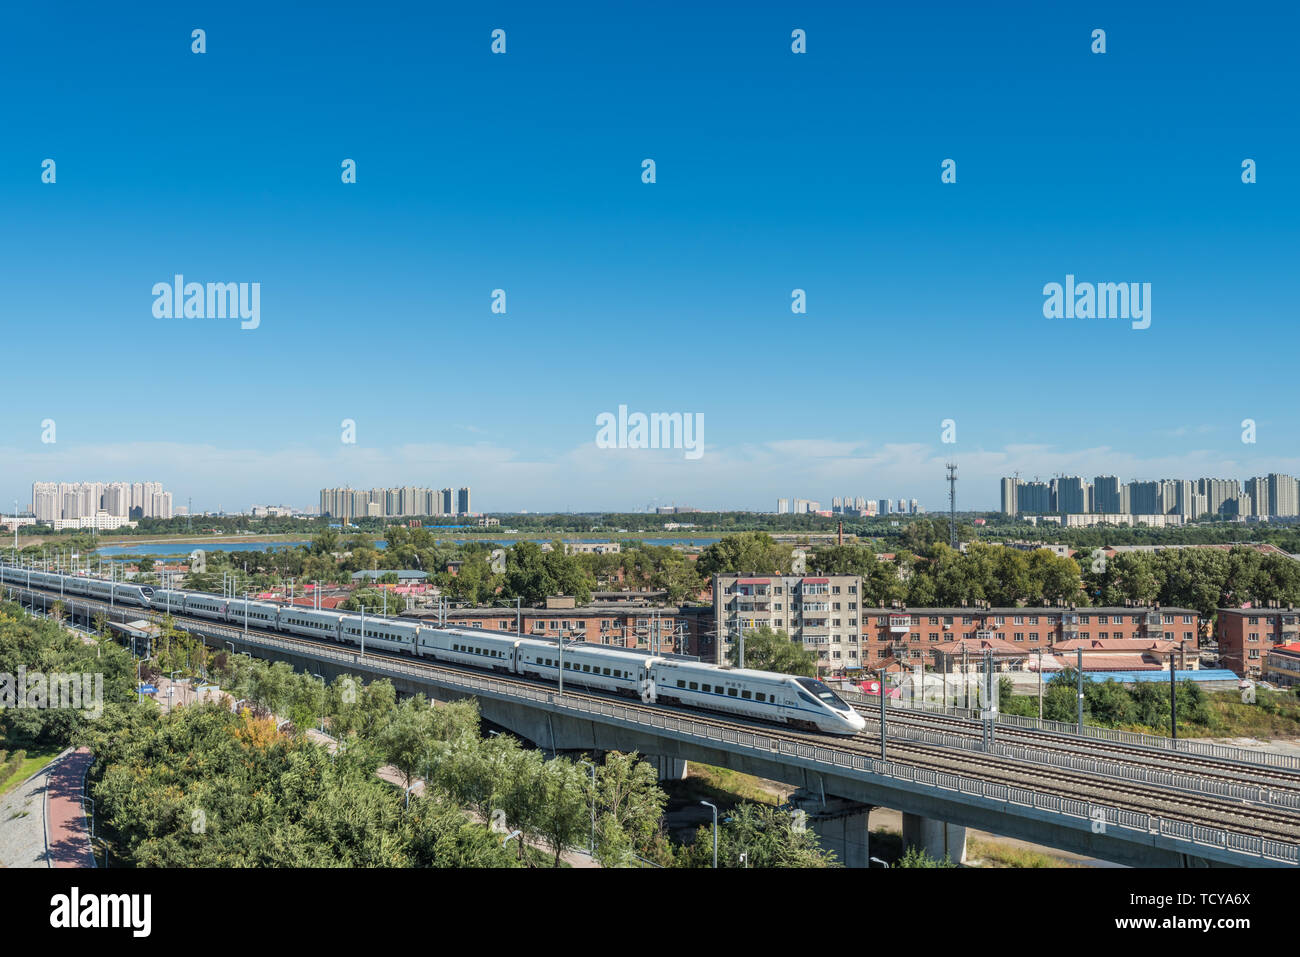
789 790 873 868
901 812 967 865
651 755 688 781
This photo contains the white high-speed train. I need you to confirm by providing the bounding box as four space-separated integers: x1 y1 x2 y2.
0 564 866 734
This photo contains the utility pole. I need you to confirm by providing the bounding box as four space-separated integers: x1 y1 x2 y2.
1170 639 1185 741
946 462 958 550
983 650 995 749
1037 648 1044 724
1076 646 1084 733
879 666 888 759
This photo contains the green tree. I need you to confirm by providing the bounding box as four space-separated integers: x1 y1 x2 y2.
379 695 440 789
696 532 791 578
682 803 838 868
725 626 817 676
589 751 668 866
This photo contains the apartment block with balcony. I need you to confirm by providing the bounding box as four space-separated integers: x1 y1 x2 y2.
712 572 863 673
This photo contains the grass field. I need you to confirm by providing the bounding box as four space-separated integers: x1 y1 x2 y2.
674 763 790 806
967 838 1081 868
0 743 65 799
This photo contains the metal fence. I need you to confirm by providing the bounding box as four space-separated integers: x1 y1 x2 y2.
8 585 1299 866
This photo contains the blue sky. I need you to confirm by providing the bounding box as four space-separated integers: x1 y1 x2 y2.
1 1 1296 513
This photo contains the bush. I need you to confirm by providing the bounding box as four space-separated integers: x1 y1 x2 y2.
0 750 27 787
897 846 955 868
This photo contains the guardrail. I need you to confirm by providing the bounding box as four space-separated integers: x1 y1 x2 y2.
7 585 1298 866
841 689 1300 771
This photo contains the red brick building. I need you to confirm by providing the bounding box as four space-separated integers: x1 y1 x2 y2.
860 604 1200 668
1215 605 1300 678
405 599 712 658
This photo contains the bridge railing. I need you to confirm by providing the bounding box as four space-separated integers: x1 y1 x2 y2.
841 689 1300 771
8 586 1298 866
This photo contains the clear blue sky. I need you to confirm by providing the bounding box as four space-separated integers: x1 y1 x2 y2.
1 1 1296 512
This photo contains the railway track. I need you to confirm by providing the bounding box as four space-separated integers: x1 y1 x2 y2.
878 707 1300 793
8 581 1300 846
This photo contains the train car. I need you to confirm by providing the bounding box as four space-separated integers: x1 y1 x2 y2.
514 638 652 697
0 565 36 586
182 593 228 621
338 613 418 654
279 607 344 643
32 571 63 591
228 598 281 631
150 588 190 614
113 583 154 606
63 575 91 596
417 627 519 673
650 660 865 735
86 578 115 601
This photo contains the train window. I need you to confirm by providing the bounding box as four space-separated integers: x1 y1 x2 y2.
756 693 766 702
728 688 738 697
688 682 698 691
702 684 711 693
582 665 590 673
741 691 752 699
602 668 611 676
676 680 685 688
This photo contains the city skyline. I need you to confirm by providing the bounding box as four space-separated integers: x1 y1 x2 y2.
1002 472 1300 519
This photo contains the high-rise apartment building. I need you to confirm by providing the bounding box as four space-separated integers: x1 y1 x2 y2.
1093 475 1122 513
33 481 174 522
1268 474 1300 518
318 485 471 520
1052 476 1089 515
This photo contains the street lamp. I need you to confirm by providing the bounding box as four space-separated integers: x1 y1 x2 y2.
700 801 718 868
557 629 577 696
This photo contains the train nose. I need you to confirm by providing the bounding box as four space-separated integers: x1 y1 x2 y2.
848 710 867 732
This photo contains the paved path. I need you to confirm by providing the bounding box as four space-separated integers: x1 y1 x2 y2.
0 747 95 868
44 747 95 868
